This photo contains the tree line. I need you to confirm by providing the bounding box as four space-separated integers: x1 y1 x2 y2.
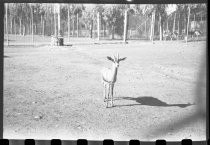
4 3 207 42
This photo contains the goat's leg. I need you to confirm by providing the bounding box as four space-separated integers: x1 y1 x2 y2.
104 84 107 102
111 84 114 107
106 85 110 108
107 84 110 101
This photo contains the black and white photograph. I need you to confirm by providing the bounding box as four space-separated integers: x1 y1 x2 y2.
3 3 207 141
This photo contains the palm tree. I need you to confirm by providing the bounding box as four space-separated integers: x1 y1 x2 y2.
103 4 125 40
143 4 168 41
81 5 95 38
29 4 36 42
72 4 85 37
94 4 104 40
121 4 139 42
83 4 104 39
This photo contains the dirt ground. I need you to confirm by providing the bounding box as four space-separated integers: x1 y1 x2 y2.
3 36 206 141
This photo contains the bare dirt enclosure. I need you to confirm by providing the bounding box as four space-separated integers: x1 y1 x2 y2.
3 35 206 141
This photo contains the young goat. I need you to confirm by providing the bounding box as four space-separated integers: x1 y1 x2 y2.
101 54 126 108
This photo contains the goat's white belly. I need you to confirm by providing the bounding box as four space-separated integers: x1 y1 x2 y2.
101 68 113 82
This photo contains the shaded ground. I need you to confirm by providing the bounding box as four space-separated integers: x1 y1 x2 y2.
3 36 206 141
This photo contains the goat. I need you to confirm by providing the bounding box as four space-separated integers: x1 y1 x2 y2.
101 53 126 108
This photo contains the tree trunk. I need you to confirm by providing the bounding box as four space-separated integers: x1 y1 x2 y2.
103 23 106 38
30 19 31 35
90 19 93 38
41 15 43 36
158 17 160 33
123 10 128 42
19 18 22 36
50 13 52 35
68 5 70 41
4 17 6 34
173 13 176 33
43 20 45 37
150 16 153 41
14 19 16 35
111 25 114 40
35 24 37 35
97 12 100 40
54 5 57 36
102 23 104 37
159 14 163 41
73 18 75 36
104 23 106 37
58 4 61 36
70 17 71 36
150 10 155 41
26 22 29 35
185 15 188 34
77 13 79 37
153 11 156 41
31 6 34 42
10 18 13 34
5 3 9 45
145 21 147 37
23 25 25 36
186 6 191 43
178 13 180 35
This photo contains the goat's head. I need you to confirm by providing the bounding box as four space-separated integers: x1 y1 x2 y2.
107 53 127 68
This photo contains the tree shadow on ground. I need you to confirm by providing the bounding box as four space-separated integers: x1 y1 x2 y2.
115 96 193 108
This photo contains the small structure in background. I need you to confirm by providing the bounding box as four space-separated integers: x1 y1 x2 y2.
51 36 63 46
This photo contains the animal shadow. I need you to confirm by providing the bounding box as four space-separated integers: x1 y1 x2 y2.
115 96 193 108
4 55 10 58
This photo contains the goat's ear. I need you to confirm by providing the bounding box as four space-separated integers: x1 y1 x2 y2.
119 57 127 62
107 56 114 62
